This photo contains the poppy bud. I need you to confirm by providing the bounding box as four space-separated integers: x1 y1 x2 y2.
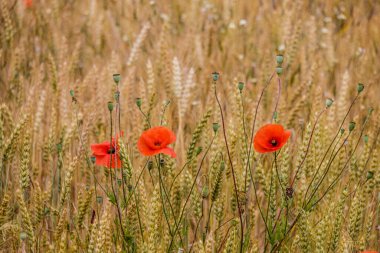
212 72 220 81
367 170 374 180
340 128 345 135
276 67 283 75
160 158 165 167
90 156 96 164
202 186 209 198
96 196 103 204
276 54 284 65
213 122 220 133
364 135 369 144
195 146 202 156
349 121 356 132
136 98 142 109
357 83 364 93
148 160 153 171
70 89 75 97
108 101 114 112
20 232 27 240
325 98 334 108
113 73 121 84
238 82 244 91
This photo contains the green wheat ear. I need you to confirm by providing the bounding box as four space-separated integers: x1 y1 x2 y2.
17 190 34 244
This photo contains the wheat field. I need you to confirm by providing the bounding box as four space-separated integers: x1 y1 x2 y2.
1 0 380 252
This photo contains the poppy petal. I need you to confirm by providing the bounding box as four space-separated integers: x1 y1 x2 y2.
91 142 110 156
137 135 156 155
95 155 108 167
254 141 271 153
281 130 291 145
160 147 177 158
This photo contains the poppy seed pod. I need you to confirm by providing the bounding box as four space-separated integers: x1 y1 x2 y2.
195 146 203 156
113 73 121 84
340 128 345 135
367 171 374 180
136 97 142 109
212 72 220 81
276 67 283 75
238 82 244 91
70 89 75 97
364 135 369 143
213 122 220 133
276 54 284 65
325 98 334 108
357 83 364 93
108 101 114 112
349 121 356 132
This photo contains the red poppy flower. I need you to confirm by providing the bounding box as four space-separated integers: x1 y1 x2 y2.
90 133 122 168
253 124 291 153
360 251 379 253
137 126 176 158
24 0 32 8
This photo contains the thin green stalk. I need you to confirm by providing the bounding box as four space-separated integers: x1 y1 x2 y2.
167 133 216 251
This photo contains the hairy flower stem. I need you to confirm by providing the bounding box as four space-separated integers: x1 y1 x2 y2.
114 87 128 208
155 155 184 247
124 159 149 207
167 133 216 252
272 77 282 121
303 93 360 199
214 84 244 252
109 111 127 249
73 99 101 224
290 108 327 187
303 132 351 207
188 199 205 253
308 112 374 208
273 104 371 253
240 73 275 244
